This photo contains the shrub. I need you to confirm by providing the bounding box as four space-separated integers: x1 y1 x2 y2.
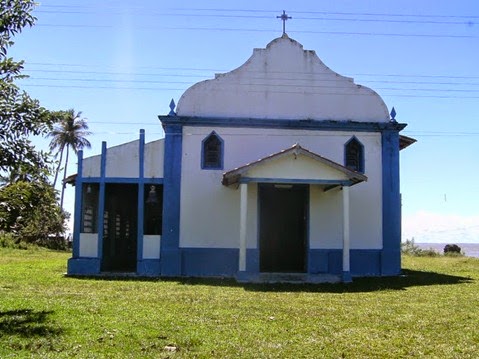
444 244 462 255
0 232 29 249
401 238 421 256
401 238 440 257
0 180 68 248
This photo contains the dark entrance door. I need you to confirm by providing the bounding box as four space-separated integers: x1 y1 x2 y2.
101 184 138 272
259 184 308 273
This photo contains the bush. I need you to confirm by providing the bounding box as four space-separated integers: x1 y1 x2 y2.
401 238 440 257
444 244 463 256
0 232 29 249
0 180 68 248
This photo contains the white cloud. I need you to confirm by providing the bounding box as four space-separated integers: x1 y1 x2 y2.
402 211 479 243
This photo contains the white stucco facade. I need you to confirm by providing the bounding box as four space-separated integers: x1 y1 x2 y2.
180 127 382 250
69 34 406 281
144 139 164 178
177 35 389 122
81 138 164 179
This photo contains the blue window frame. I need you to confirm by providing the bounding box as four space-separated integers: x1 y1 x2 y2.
344 136 365 173
201 131 224 170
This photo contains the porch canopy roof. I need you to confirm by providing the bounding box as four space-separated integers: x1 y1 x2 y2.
222 144 367 189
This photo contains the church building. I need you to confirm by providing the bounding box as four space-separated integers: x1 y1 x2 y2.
67 33 414 282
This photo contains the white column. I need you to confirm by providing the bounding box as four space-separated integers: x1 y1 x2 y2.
239 183 248 271
342 186 350 274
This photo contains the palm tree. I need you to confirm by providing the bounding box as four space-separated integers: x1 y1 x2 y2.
48 109 91 208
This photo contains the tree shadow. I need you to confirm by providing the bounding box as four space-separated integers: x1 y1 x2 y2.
68 269 473 293
0 309 63 338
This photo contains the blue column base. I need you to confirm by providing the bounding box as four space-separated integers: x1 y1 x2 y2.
342 271 352 283
236 271 260 283
381 249 401 276
246 248 260 273
137 259 161 277
67 258 101 275
160 249 181 276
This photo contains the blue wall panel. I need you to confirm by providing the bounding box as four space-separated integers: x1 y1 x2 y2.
309 249 383 276
161 124 183 276
67 258 101 275
137 259 161 277
181 248 238 277
381 129 402 275
246 248 260 273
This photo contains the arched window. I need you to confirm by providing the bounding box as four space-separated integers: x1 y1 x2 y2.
345 137 364 173
201 132 224 169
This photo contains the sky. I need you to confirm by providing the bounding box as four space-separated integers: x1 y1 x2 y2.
9 0 479 243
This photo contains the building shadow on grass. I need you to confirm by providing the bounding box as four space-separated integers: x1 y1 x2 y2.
0 309 63 338
71 269 473 293
173 269 473 293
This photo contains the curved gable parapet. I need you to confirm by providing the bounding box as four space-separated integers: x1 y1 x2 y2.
176 35 389 122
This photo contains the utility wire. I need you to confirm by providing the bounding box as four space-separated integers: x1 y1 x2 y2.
33 10 477 25
21 84 479 99
37 5 479 20
23 63 479 81
33 24 479 39
24 75 479 87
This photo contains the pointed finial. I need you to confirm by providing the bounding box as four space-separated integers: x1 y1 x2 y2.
276 10 292 35
390 107 397 121
169 99 176 116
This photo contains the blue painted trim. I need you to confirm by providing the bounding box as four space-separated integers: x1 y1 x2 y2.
201 131 224 170
181 248 238 277
246 248 260 273
67 258 101 275
381 129 401 275
240 177 353 186
97 141 107 263
151 248 385 278
161 124 183 276
137 259 161 276
67 247 387 278
72 150 83 259
137 130 145 264
342 271 352 283
160 116 407 132
80 177 164 184
305 185 310 272
344 136 365 173
236 271 259 282
308 249 382 276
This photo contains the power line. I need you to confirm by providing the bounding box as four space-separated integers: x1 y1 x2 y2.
23 63 479 81
34 24 479 39
63 126 479 139
34 9 476 26
21 84 479 99
87 122 479 135
25 69 211 79
25 74 479 87
183 8 479 20
26 62 223 72
37 5 479 20
24 77 479 94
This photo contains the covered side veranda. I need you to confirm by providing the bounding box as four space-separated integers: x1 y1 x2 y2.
222 144 367 283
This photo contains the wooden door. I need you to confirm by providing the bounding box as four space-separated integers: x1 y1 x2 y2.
259 184 308 273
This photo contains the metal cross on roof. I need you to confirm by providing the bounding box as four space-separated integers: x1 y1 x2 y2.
277 10 292 35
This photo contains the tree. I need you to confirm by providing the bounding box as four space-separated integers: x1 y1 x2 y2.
0 180 68 248
48 109 91 208
0 0 54 180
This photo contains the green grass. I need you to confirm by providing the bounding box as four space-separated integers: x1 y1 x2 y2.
1 249 479 358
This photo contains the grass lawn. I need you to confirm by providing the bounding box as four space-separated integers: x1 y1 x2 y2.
0 248 478 358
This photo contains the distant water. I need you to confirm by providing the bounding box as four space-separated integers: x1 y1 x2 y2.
416 243 479 258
